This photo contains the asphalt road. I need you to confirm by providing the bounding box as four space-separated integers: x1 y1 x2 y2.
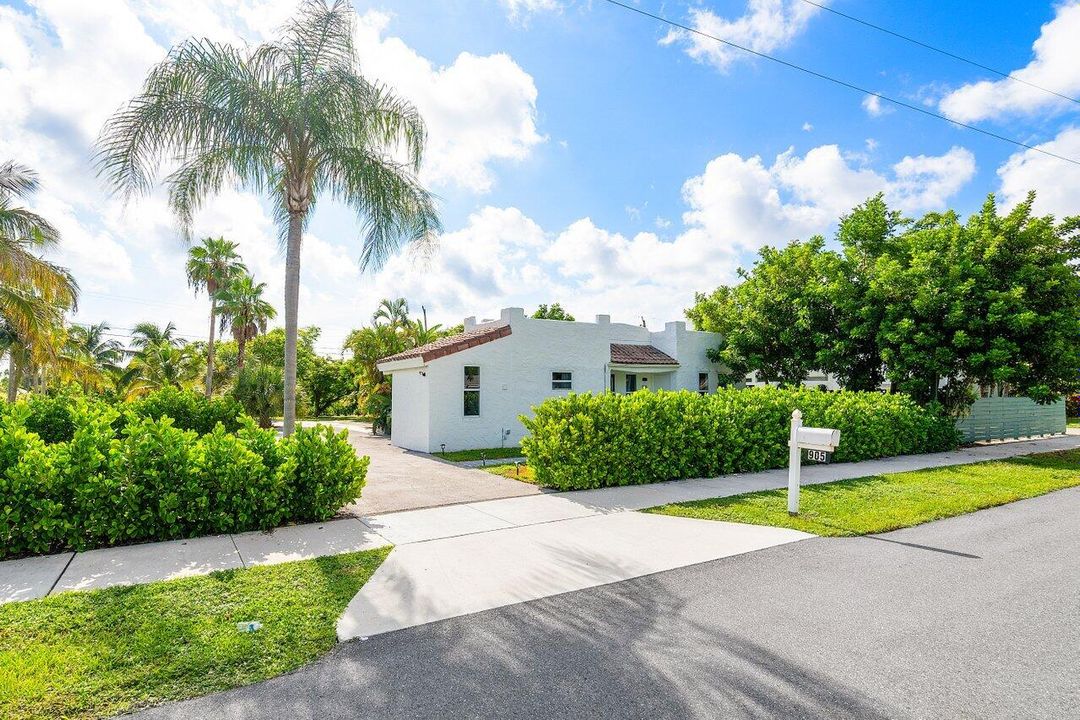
133 487 1080 720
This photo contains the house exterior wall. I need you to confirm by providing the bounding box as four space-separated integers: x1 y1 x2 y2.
389 368 429 451
384 307 724 453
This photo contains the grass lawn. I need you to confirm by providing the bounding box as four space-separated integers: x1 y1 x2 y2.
0 547 391 720
483 462 537 484
435 446 523 462
646 449 1080 536
1067 417 1080 428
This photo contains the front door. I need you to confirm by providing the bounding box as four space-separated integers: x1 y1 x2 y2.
625 374 637 393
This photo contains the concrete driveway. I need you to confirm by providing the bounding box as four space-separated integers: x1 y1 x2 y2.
309 421 542 516
132 487 1080 719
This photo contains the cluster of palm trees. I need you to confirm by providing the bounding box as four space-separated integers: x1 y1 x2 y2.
4 1 441 427
185 236 275 396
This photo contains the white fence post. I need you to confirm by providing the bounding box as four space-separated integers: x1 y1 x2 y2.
788 409 802 516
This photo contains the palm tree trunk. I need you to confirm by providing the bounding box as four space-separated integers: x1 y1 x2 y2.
283 212 303 435
237 335 246 371
6 352 17 403
205 297 216 397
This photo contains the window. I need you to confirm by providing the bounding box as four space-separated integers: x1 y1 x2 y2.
625 374 637 393
552 371 572 390
463 366 480 416
610 373 615 393
699 372 709 395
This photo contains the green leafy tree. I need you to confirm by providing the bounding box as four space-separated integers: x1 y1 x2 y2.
689 191 1080 412
96 0 440 436
687 238 840 386
301 355 352 416
186 236 246 396
532 302 576 321
215 274 276 370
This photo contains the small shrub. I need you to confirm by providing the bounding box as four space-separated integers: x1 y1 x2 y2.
521 387 960 491
232 363 283 428
285 424 368 521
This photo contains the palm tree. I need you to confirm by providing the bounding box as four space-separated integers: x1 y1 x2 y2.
215 274 276 370
130 321 182 350
66 321 124 390
95 0 440 434
0 160 78 401
120 342 204 399
407 317 444 347
186 236 246 396
372 297 410 329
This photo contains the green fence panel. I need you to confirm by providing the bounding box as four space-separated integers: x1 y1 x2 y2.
955 396 1066 443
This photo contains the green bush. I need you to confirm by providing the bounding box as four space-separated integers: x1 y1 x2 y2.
0 396 367 559
521 387 960 491
125 386 245 435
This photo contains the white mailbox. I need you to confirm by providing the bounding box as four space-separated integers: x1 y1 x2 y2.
795 427 841 452
787 410 841 515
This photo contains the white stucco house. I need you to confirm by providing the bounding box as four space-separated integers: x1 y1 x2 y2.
376 307 725 452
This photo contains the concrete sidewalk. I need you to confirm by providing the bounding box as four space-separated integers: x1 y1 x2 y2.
3 433 1077 607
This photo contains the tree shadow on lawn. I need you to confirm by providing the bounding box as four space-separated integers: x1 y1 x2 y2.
132 547 894 720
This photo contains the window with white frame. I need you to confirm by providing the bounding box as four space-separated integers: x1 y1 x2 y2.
698 372 709 395
552 371 572 390
463 365 480 416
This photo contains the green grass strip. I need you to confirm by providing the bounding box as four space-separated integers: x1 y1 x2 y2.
0 547 391 720
434 446 522 462
645 449 1080 536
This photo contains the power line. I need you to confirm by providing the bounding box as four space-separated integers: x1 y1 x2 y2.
796 0 1080 108
600 0 1080 167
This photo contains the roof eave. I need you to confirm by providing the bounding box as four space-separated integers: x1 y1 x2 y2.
377 357 426 373
609 363 680 372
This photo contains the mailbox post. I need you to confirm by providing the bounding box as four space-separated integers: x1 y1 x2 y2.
787 409 841 516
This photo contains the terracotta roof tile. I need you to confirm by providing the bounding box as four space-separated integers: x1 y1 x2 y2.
378 324 512 364
609 343 678 365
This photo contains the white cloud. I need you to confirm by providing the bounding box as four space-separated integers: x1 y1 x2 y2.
500 0 562 22
353 11 544 193
861 94 893 118
660 0 825 72
939 3 1080 122
802 122 814 132
997 126 1080 218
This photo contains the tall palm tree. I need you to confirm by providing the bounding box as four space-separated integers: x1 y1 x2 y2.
215 274 276 370
372 297 410 328
0 160 78 401
186 236 246 396
95 0 440 434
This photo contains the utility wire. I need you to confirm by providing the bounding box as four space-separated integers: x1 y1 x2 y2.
600 0 1080 167
796 0 1080 108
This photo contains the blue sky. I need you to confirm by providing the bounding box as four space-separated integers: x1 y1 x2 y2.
2 0 1079 352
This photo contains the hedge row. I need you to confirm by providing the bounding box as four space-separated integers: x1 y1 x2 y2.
2 386 247 445
0 398 367 559
520 387 960 491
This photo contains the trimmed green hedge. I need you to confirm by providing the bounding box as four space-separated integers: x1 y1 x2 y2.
520 387 959 491
0 397 368 559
